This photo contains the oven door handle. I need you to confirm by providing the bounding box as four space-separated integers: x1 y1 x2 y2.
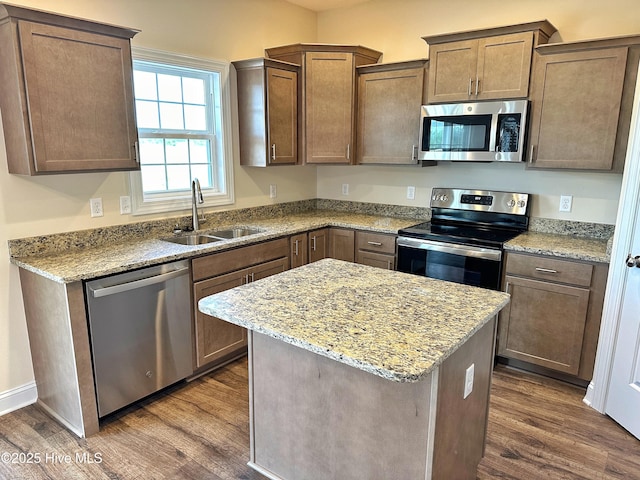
397 237 502 261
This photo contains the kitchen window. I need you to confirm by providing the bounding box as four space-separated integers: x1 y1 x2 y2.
129 47 234 215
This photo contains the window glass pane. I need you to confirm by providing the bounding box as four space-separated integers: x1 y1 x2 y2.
139 138 165 165
159 103 184 129
135 100 159 129
189 139 210 164
157 73 183 102
133 71 157 100
184 105 207 131
165 139 189 164
141 165 167 192
191 165 212 188
183 77 205 105
166 165 191 190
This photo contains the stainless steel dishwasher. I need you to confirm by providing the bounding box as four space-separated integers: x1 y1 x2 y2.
85 260 193 417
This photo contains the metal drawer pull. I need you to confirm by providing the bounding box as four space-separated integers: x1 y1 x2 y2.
271 144 276 161
535 267 558 274
367 241 383 246
294 240 299 256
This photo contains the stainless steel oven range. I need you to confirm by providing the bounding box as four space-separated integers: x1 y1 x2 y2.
397 188 530 290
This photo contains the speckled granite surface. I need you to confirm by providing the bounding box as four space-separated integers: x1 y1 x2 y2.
505 232 610 263
9 210 422 283
198 259 510 383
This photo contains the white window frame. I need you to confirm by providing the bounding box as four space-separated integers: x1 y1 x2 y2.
129 46 234 215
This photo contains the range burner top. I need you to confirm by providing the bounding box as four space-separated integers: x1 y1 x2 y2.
398 188 530 248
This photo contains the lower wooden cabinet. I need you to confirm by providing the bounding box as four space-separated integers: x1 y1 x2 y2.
290 232 308 268
330 228 355 262
192 238 289 370
355 231 396 270
497 252 608 380
308 228 329 263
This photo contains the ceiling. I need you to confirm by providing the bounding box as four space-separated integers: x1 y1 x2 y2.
285 0 371 12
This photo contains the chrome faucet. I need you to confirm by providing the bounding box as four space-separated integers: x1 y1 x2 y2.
191 178 204 231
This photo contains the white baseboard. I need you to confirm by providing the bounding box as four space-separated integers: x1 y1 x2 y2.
0 382 37 416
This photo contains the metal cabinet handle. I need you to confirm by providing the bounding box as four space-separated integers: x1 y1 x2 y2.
133 141 140 163
529 145 536 164
626 254 640 268
250 272 255 282
475 78 480 96
312 236 317 251
468 77 473 96
412 145 417 161
294 239 299 256
346 144 351 161
271 144 276 161
367 241 383 247
535 267 558 274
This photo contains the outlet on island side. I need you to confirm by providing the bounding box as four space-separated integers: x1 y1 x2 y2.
463 363 474 399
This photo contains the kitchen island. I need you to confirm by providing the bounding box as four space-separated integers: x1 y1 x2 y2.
198 259 510 480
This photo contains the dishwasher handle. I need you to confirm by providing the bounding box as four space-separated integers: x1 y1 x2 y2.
89 266 190 298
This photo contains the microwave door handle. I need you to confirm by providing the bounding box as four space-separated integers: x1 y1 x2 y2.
489 115 499 153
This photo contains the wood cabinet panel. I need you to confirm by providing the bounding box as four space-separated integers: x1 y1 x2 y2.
0 5 139 175
504 252 593 287
356 250 395 270
499 275 590 375
528 47 628 171
308 228 329 263
290 233 308 269
234 58 299 166
356 62 425 164
329 228 355 262
355 231 396 254
427 39 478 102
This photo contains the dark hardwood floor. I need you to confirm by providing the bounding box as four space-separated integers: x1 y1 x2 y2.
1 358 638 479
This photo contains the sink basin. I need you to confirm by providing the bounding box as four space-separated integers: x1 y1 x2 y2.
163 234 223 246
208 227 262 239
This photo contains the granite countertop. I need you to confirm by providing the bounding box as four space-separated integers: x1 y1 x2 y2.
9 210 421 283
505 231 611 263
198 258 510 383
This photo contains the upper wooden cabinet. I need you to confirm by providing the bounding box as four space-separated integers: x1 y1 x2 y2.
528 38 640 172
0 3 140 175
266 44 382 164
356 60 427 165
423 21 556 103
234 58 299 166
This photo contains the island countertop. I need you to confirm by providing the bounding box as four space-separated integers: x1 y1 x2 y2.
198 258 510 383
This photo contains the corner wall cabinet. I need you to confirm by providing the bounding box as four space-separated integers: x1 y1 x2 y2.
266 44 382 164
423 21 556 103
528 37 640 172
356 60 428 165
0 3 139 174
497 252 608 381
234 58 299 166
192 238 289 370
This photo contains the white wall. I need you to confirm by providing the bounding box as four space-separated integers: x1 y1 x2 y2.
315 0 638 222
0 0 317 401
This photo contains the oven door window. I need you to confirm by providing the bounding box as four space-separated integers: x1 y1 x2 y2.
422 114 492 152
397 246 501 290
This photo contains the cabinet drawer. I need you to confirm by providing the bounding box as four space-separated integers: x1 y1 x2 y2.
356 250 395 270
355 231 396 254
192 237 289 281
504 253 593 287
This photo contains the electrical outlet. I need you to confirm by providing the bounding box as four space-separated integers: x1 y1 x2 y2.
463 363 475 399
342 183 349 196
407 186 416 200
269 184 277 199
90 198 103 218
559 195 573 212
119 195 131 215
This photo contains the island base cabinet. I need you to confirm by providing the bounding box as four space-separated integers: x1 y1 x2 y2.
247 318 496 480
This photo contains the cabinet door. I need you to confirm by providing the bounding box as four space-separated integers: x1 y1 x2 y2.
308 228 329 263
16 21 138 173
427 39 478 103
329 228 355 262
305 52 355 164
498 275 590 375
249 257 289 282
357 67 424 164
528 47 628 170
290 233 308 269
476 32 533 100
193 270 247 368
267 66 298 165
356 250 395 270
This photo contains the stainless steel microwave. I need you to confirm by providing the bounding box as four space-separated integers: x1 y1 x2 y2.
418 100 528 162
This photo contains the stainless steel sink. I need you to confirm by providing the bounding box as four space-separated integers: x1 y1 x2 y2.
208 227 262 239
163 234 223 246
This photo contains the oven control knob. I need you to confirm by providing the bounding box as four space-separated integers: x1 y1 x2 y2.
517 200 527 208
440 195 448 202
507 199 516 208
